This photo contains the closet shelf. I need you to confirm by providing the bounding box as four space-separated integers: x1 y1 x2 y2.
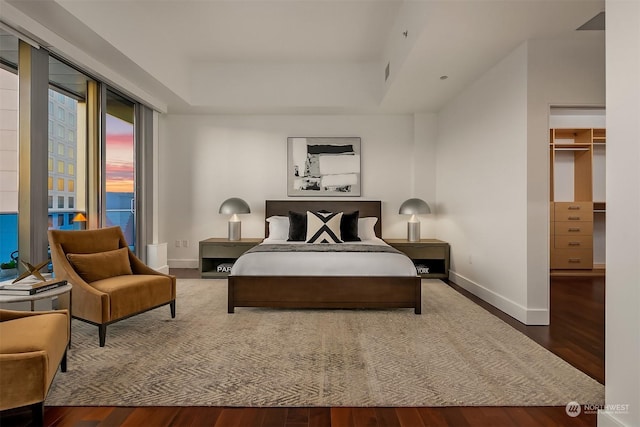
554 144 591 151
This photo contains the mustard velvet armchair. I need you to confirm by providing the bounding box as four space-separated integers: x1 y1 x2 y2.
0 309 70 425
48 226 176 347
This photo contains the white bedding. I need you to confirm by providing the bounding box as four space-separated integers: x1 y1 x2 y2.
230 237 418 277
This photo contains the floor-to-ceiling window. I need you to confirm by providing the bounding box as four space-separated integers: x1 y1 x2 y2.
47 58 91 233
105 90 136 250
1 24 153 266
0 31 19 270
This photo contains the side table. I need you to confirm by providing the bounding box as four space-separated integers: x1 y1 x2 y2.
199 238 263 278
384 239 450 279
0 282 72 311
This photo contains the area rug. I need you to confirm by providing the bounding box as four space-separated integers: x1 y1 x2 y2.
46 279 604 407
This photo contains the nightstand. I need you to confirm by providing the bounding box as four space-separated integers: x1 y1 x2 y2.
384 239 450 279
199 238 263 278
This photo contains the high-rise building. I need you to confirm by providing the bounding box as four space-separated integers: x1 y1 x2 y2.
47 89 79 230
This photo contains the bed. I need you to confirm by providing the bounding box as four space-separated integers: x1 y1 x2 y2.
227 200 421 314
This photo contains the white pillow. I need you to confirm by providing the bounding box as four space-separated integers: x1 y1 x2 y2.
358 217 378 240
266 216 289 240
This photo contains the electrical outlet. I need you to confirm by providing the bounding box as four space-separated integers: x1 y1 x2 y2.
175 240 180 248
182 240 188 248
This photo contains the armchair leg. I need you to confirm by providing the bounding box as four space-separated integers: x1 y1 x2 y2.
61 349 67 372
170 300 176 318
30 402 44 427
99 324 107 347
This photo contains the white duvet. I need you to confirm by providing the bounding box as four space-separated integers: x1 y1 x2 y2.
230 237 418 277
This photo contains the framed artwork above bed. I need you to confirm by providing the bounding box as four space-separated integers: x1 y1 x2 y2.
287 137 361 196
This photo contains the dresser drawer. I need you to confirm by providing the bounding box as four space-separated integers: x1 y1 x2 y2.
554 235 593 249
551 249 593 269
554 210 593 222
554 202 593 215
554 221 593 235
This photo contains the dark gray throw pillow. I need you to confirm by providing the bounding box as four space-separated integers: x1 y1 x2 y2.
341 210 361 242
287 211 307 241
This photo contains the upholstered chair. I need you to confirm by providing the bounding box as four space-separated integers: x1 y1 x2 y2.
48 226 176 347
0 309 70 425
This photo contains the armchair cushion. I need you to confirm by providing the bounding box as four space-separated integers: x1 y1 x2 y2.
91 275 174 320
66 247 133 283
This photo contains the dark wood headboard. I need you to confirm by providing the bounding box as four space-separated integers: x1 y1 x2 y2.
265 200 382 238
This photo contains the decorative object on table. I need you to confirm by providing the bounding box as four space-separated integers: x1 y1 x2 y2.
12 259 50 284
216 263 234 274
219 198 251 241
0 278 67 296
399 198 431 242
72 212 87 230
0 250 18 278
287 137 361 196
0 260 17 278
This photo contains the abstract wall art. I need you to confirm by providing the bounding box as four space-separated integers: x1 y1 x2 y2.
287 137 361 196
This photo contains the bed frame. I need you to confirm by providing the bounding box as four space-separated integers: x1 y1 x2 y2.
227 200 421 314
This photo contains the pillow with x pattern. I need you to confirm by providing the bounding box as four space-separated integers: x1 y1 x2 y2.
306 211 343 244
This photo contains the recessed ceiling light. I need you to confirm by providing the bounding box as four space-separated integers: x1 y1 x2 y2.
440 75 448 80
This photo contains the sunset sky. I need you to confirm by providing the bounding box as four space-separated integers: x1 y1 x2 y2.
105 114 134 193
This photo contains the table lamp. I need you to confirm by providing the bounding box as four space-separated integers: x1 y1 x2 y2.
399 198 431 242
219 198 251 240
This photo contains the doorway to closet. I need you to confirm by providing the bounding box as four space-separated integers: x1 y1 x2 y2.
548 106 605 276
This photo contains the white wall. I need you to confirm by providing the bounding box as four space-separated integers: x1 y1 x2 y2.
159 114 437 267
526 36 606 320
413 113 438 238
436 35 605 325
436 42 530 322
600 1 640 426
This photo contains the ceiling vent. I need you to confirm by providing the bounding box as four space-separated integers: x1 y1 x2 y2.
577 11 605 31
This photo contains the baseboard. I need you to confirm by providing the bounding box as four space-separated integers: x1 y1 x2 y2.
598 411 629 427
168 259 199 269
448 270 549 325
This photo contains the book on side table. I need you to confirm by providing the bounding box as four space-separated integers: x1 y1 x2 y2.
0 278 68 296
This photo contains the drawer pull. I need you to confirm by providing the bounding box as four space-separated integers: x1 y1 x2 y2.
568 228 581 232
568 216 581 220
568 242 581 246
568 206 581 210
568 258 581 263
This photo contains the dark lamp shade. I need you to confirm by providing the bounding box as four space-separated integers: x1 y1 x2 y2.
218 198 251 215
398 198 431 215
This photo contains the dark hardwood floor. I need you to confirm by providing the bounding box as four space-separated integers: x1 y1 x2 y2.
1 270 604 427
